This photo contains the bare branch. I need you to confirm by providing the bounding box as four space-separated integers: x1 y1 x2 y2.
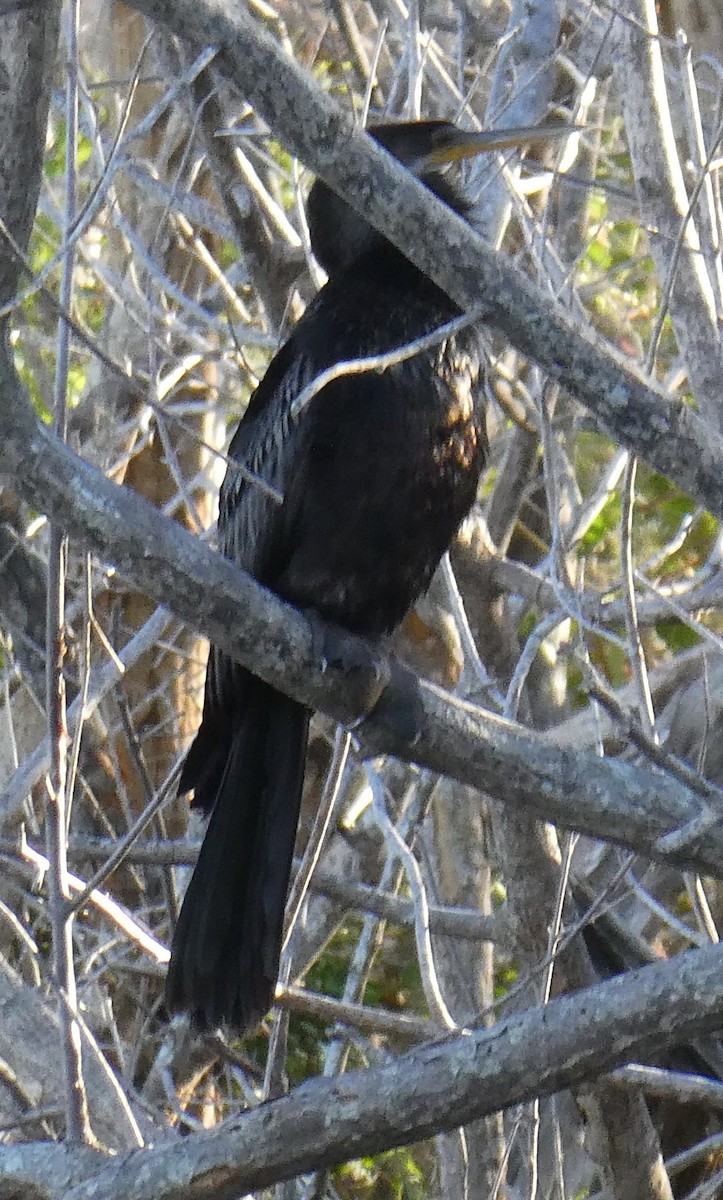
0 343 719 873
117 0 723 517
22 942 723 1200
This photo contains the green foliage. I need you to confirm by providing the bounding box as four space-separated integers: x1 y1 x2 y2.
335 1146 427 1200
577 495 621 558
285 1012 328 1084
312 57 356 103
587 632 629 689
655 622 700 655
45 119 93 179
362 925 427 1017
631 467 718 573
305 919 361 1000
14 139 105 420
494 960 518 1001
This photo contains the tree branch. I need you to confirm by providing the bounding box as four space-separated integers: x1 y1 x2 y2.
116 0 723 519
0 341 720 876
5 942 720 1200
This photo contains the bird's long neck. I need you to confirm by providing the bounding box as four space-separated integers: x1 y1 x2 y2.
306 173 468 280
305 181 382 277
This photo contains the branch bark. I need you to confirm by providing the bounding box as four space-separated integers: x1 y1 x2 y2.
0 336 719 875
115 0 723 519
0 0 61 306
3 942 723 1200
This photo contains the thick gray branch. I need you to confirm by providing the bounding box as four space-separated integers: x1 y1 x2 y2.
0 0 61 306
0 1 61 684
615 0 723 434
119 0 723 518
0 343 719 876
5 942 722 1200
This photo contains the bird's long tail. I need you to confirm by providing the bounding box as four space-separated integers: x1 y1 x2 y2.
166 672 309 1033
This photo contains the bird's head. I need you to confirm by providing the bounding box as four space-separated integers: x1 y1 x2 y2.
306 118 568 277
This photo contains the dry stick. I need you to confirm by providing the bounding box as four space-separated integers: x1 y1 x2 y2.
65 555 94 832
310 869 504 944
44 0 90 1144
0 607 173 827
19 837 168 969
633 571 723 652
112 691 178 926
611 1064 723 1112
278 984 433 1042
300 772 427 1200
484 553 723 633
617 0 723 436
49 837 503 940
665 1133 723 1182
282 730 352 958
368 766 458 1031
67 760 182 917
54 985 146 1150
616 0 723 876
527 829 578 1200
677 32 723 312
0 208 281 508
620 455 657 741
0 45 218 324
45 526 89 1142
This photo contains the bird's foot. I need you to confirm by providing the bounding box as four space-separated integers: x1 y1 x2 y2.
306 615 425 748
365 659 425 748
307 613 389 725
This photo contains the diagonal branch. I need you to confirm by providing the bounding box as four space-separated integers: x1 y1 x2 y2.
0 341 720 876
118 0 723 519
5 941 721 1200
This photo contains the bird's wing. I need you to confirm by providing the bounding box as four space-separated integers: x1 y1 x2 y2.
215 283 380 582
217 341 315 582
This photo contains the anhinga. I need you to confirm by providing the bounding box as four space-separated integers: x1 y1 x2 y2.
166 119 553 1034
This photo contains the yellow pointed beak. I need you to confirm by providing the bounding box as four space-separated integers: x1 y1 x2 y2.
424 123 577 166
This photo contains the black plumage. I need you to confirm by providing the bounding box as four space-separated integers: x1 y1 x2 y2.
166 120 512 1033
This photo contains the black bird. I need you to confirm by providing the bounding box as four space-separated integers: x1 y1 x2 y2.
166 119 549 1033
